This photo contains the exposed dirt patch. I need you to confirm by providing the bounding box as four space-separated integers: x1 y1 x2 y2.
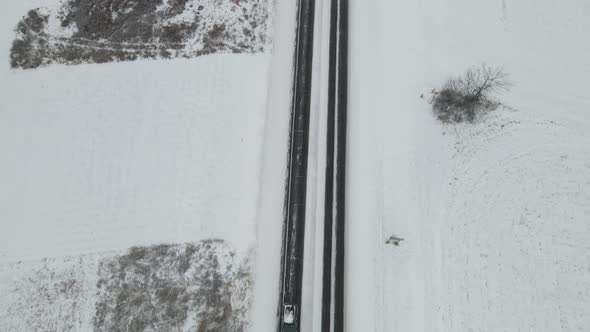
10 0 272 69
0 240 253 331
93 240 252 332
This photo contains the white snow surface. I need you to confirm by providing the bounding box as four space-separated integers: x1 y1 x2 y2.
348 0 590 331
0 56 269 262
0 0 296 330
3 0 590 330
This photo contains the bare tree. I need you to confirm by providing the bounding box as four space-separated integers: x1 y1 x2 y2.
423 64 512 123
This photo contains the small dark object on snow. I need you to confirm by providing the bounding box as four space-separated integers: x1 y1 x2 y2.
386 235 404 246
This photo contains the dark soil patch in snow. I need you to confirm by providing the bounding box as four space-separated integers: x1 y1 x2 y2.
93 240 252 332
10 0 271 69
0 240 252 332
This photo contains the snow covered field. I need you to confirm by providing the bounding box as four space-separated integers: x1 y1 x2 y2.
2 0 589 331
0 0 295 330
348 0 590 331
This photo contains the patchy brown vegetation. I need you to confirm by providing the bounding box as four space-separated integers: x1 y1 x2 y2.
93 240 252 332
10 0 272 69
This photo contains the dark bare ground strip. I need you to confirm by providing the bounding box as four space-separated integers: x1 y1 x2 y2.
94 240 252 332
1 240 253 332
10 0 271 69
